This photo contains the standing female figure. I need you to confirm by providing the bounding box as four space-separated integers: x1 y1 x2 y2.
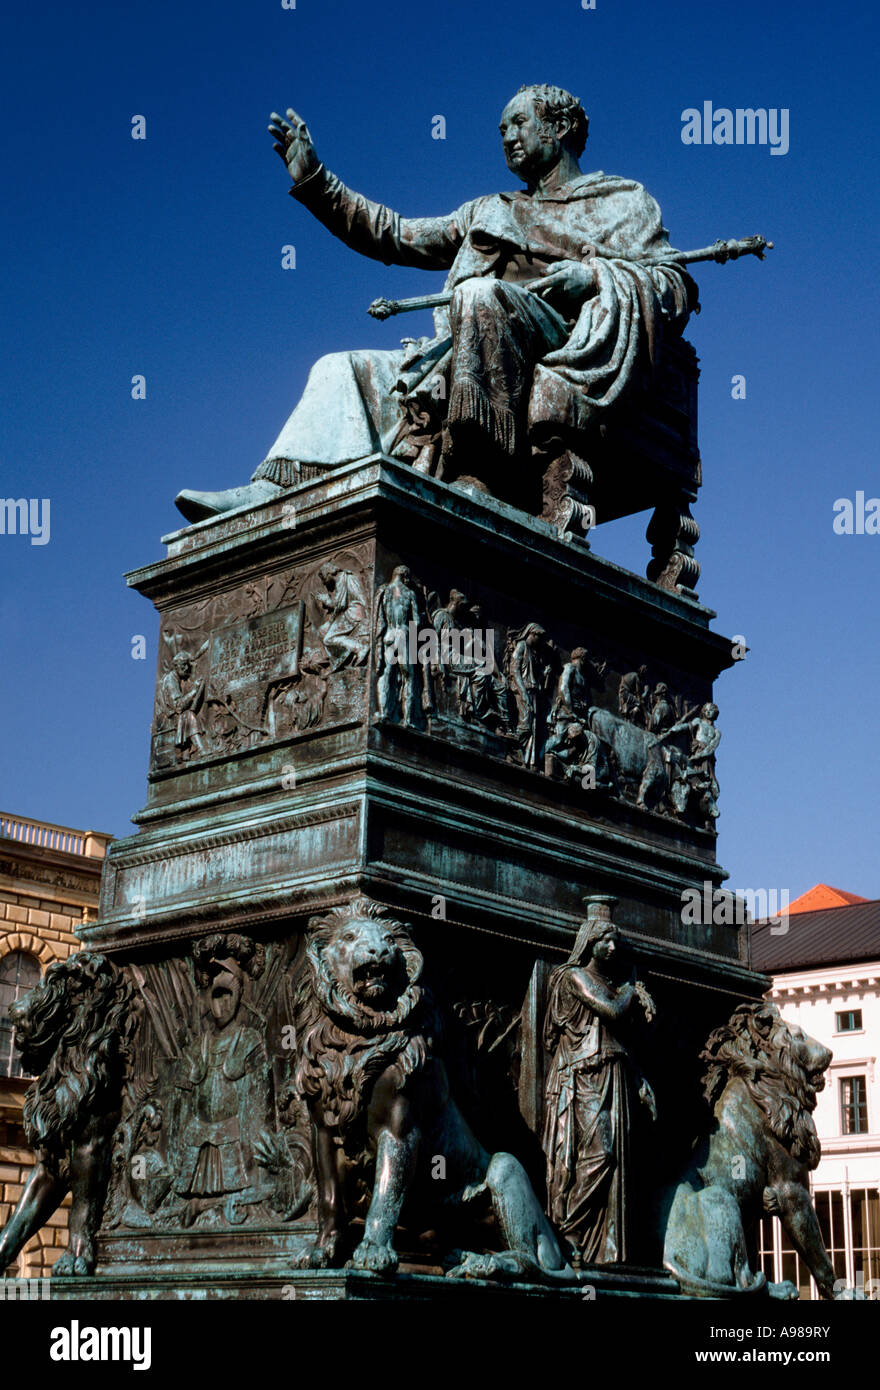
542 897 656 1264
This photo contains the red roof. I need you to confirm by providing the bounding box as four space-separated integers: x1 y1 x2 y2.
785 884 868 915
751 897 880 973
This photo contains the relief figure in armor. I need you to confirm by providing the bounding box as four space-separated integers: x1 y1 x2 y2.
172 935 270 1226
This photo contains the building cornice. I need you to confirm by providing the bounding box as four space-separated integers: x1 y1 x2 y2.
819 1133 880 1156
769 964 880 1001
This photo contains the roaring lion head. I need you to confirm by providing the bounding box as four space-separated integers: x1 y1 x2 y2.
701 1002 831 1168
295 899 434 1140
12 951 135 1166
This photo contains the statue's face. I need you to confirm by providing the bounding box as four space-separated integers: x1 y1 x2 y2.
776 1018 832 1090
210 964 242 1028
174 654 192 676
592 927 618 964
499 93 560 180
325 920 408 1007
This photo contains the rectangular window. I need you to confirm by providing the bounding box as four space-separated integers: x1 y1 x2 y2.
765 1189 880 1299
840 1075 869 1135
835 1009 863 1032
814 1190 848 1288
777 1192 840 1298
850 1188 880 1294
757 1214 775 1281
0 1021 14 1078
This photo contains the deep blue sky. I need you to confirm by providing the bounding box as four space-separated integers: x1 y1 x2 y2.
1 0 878 903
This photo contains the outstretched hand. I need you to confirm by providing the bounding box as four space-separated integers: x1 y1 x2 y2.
268 108 319 184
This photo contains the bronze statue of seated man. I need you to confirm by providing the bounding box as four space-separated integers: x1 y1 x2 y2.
176 84 694 524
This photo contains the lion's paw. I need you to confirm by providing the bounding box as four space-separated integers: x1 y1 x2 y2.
53 1249 94 1277
348 1238 398 1275
445 1251 505 1281
293 1235 344 1270
768 1279 799 1300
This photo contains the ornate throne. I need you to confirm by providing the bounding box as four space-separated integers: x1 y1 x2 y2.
540 337 702 595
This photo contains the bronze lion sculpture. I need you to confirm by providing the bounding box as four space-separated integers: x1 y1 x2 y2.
0 951 134 1276
294 898 574 1282
661 1001 838 1299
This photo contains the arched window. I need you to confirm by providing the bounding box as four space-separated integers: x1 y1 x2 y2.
0 952 41 1078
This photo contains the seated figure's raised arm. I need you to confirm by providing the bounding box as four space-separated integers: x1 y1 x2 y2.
270 107 468 270
292 164 471 270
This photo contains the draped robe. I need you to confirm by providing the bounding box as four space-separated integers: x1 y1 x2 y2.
542 966 638 1264
253 164 694 486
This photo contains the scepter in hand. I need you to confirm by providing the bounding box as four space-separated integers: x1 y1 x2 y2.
367 234 774 320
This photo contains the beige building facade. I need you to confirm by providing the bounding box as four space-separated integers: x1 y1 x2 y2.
751 886 880 1299
0 812 111 1278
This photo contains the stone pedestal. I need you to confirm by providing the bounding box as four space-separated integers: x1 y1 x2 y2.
79 454 764 1287
49 1265 682 1301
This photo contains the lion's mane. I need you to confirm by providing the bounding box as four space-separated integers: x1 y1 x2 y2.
294 899 436 1141
19 952 135 1168
700 1002 821 1168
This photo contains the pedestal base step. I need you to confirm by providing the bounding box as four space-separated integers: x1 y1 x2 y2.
48 1265 685 1301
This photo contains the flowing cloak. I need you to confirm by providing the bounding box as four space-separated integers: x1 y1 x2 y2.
254 164 695 481
542 967 634 1263
317 569 369 669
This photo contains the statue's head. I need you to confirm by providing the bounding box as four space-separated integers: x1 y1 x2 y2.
590 922 618 967
173 651 193 676
500 84 589 181
392 565 412 586
192 932 264 1029
208 960 243 1028
568 917 619 969
306 898 425 1018
702 702 719 721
